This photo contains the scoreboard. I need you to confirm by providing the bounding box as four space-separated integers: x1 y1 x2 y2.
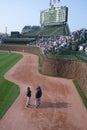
40 5 68 26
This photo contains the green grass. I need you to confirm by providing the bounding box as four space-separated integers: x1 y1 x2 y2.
0 51 22 119
73 80 87 108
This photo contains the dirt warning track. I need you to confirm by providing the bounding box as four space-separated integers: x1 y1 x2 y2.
0 52 87 130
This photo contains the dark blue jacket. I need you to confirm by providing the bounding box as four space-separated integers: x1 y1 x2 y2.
36 87 42 98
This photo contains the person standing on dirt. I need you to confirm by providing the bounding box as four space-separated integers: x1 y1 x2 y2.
26 86 31 107
35 86 42 108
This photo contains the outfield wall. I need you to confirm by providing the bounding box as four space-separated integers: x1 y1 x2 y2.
0 45 40 55
39 55 87 98
0 45 87 98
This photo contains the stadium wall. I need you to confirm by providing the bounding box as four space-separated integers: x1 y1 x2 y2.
39 55 87 99
0 45 40 55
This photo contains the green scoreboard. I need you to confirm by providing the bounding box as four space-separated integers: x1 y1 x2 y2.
40 5 68 26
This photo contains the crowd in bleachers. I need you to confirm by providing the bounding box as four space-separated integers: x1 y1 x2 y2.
71 29 87 43
34 29 87 55
36 35 70 55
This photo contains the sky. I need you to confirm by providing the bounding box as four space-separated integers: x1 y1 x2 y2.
0 0 87 34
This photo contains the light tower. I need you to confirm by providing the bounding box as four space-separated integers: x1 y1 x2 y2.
5 26 7 35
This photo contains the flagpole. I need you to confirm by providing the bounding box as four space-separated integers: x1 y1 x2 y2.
49 0 52 6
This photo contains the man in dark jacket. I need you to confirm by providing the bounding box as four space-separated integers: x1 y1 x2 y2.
26 87 31 107
35 86 42 108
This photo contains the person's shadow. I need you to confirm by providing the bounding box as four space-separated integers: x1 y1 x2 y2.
40 101 71 108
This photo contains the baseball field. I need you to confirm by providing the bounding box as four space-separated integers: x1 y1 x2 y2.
0 51 87 130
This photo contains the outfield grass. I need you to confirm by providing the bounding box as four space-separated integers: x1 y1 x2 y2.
0 51 22 119
73 80 87 108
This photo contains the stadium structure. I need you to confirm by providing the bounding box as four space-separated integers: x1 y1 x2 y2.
21 1 70 38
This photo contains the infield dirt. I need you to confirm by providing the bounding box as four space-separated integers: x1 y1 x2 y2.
0 52 87 130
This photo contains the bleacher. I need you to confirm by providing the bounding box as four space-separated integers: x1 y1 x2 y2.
22 24 70 38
